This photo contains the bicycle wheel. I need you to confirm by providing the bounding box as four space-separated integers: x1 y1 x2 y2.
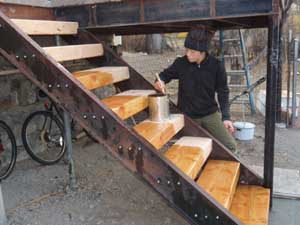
0 121 17 180
22 111 66 165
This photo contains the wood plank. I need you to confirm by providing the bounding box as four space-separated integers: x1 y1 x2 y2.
102 90 155 120
134 114 184 150
73 66 130 90
43 44 103 62
164 137 212 179
11 19 79 35
197 160 240 209
230 185 270 225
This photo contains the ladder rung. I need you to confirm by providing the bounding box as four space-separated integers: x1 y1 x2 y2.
223 38 240 42
227 70 246 75
229 85 248 88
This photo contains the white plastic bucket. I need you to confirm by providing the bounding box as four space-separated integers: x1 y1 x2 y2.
233 122 256 141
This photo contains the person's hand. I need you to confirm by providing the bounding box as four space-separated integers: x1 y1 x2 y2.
154 80 166 94
223 120 235 134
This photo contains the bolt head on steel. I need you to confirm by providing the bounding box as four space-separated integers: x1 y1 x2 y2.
23 55 27 59
177 181 181 186
194 214 198 218
157 179 161 184
65 84 69 88
216 216 219 220
83 115 87 119
57 84 61 88
48 84 52 88
118 145 123 150
205 216 208 219
31 54 36 58
128 147 132 151
138 147 142 151
101 116 105 120
167 180 171 185
92 115 96 119
15 55 20 60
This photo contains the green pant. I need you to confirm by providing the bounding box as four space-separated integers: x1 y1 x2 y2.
194 112 237 153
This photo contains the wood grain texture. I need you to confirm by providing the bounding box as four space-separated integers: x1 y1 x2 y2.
230 185 270 225
12 19 78 35
43 44 103 62
165 137 212 179
102 95 148 120
197 160 240 209
134 114 184 149
73 66 129 90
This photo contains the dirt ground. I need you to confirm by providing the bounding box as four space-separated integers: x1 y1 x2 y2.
1 50 300 224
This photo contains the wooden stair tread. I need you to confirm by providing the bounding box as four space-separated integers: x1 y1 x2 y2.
197 160 240 209
164 137 212 179
102 90 155 120
134 114 184 150
73 67 130 90
12 19 78 35
230 185 270 225
43 44 103 62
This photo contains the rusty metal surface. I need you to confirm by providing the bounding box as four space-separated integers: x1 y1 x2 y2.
0 11 243 225
0 3 53 19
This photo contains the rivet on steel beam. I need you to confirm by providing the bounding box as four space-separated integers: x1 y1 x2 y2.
15 55 20 60
23 55 27 59
48 84 52 88
204 216 208 220
118 145 123 150
65 84 69 88
128 147 132 151
56 84 61 88
83 115 87 119
194 214 198 218
101 116 105 120
92 115 97 119
156 178 161 184
216 216 219 220
31 54 36 58
167 180 171 185
137 147 142 151
177 181 181 186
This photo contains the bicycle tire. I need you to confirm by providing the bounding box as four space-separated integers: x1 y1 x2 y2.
22 111 66 165
0 121 17 180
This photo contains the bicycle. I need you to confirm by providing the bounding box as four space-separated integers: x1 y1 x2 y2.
21 90 66 165
0 120 17 180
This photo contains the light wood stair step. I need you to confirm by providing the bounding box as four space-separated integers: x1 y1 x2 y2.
164 137 212 179
230 185 270 225
102 90 155 120
73 66 130 90
197 160 240 209
43 44 103 62
134 114 184 150
12 19 78 35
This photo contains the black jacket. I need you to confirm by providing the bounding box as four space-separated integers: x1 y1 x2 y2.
159 55 230 120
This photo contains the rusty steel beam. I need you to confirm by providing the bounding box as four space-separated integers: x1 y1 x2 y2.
0 11 243 225
55 0 274 34
0 3 54 20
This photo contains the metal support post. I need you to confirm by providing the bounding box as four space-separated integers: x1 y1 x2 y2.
292 39 299 127
286 30 293 127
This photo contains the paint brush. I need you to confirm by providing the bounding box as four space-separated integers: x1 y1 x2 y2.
155 73 166 94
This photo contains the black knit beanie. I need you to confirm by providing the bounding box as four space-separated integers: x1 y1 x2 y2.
184 26 213 51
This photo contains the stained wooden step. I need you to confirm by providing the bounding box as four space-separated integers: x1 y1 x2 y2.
134 114 184 150
230 185 270 225
164 137 212 179
12 19 78 35
43 44 103 62
73 67 130 90
197 160 240 209
102 90 155 120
